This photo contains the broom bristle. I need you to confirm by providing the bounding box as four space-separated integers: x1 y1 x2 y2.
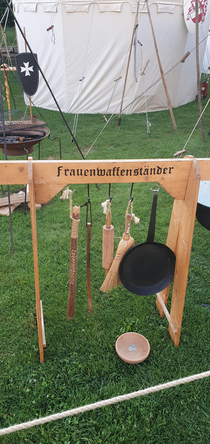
100 235 134 293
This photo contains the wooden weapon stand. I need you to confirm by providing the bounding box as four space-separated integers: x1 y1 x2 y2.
1 156 209 362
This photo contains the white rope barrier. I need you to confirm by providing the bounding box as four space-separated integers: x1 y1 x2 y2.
0 370 209 436
182 97 210 152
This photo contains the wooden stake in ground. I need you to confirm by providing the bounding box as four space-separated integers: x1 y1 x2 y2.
146 0 177 131
67 206 80 320
100 213 134 292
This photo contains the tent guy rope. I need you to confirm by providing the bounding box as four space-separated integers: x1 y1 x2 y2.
182 96 210 153
85 28 210 157
0 370 209 436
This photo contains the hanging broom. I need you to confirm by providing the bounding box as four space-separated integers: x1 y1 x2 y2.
100 213 134 292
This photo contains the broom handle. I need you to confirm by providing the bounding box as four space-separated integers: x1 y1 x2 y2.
124 213 132 236
67 206 80 320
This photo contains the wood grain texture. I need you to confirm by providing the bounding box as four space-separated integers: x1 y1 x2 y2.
67 206 80 320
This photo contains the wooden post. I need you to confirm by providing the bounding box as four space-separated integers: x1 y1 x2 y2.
168 159 200 346
28 158 44 362
117 0 140 129
146 0 177 131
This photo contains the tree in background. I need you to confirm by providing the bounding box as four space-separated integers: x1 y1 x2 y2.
0 1 14 27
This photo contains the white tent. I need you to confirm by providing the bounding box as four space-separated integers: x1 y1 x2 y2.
12 0 210 114
202 33 210 73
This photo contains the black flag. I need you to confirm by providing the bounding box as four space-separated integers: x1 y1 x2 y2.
15 52 39 96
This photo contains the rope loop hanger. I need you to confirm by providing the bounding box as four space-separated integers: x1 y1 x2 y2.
101 184 113 217
126 183 140 224
150 183 160 193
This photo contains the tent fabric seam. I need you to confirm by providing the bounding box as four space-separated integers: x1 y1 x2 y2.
13 1 183 14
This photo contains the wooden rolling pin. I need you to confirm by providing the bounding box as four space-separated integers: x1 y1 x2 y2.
102 208 114 275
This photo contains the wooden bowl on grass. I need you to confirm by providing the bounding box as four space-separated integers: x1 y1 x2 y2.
115 332 150 364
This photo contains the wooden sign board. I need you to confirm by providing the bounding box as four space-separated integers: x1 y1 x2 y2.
1 157 210 202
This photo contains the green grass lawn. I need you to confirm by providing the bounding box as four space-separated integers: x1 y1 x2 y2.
0 58 210 443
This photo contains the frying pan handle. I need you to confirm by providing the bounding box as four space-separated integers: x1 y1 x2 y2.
146 190 158 243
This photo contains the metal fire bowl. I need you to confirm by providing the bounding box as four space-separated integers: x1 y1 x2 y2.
0 127 50 156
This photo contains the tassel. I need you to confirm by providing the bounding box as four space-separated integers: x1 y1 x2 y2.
132 213 140 224
60 187 75 218
101 199 109 214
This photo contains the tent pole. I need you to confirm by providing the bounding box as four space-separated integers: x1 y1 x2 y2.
117 0 140 129
195 0 205 142
146 0 177 131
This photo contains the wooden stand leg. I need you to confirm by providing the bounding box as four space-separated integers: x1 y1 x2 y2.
169 159 200 346
28 159 44 363
40 300 46 347
156 199 183 317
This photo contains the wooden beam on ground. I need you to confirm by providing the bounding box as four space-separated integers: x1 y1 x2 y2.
0 191 30 207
